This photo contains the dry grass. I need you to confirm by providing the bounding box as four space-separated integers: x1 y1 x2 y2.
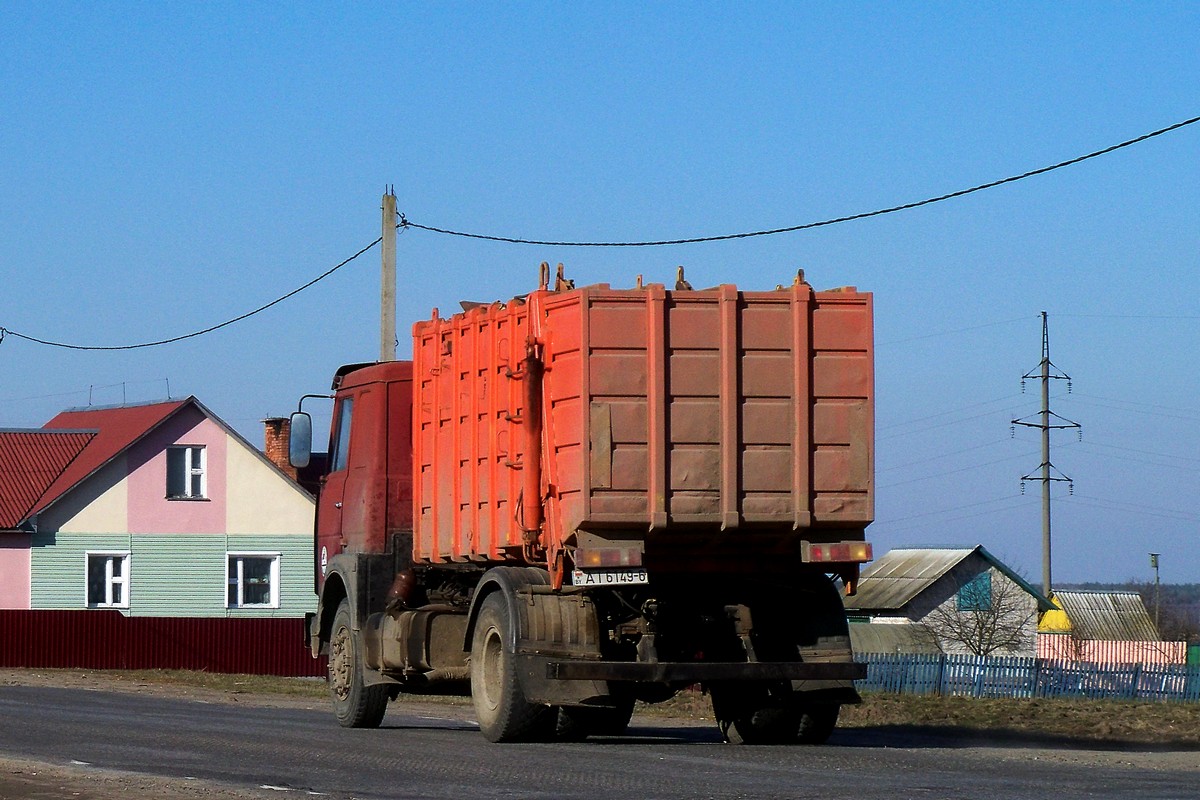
642 687 1200 746
841 693 1200 746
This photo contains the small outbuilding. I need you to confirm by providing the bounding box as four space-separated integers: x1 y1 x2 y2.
845 545 1054 657
1038 590 1185 663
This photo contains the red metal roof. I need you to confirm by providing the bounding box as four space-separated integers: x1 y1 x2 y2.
29 399 190 519
0 430 96 528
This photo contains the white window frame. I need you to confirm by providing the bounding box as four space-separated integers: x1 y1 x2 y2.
226 552 281 609
85 551 131 609
167 444 207 499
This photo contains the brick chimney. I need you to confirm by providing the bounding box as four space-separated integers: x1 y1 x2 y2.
263 417 297 480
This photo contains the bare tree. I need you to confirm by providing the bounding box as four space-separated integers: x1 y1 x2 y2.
918 571 1037 656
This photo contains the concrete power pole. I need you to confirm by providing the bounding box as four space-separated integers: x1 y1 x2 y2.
1012 312 1080 597
1150 552 1161 635
381 188 398 362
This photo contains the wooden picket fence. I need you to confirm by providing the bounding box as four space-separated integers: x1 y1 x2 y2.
856 652 1200 703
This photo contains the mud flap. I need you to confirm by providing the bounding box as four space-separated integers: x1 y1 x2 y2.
512 591 611 707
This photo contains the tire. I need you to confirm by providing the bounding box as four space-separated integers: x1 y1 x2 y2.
722 704 801 745
712 575 851 745
795 705 840 745
470 592 554 742
711 684 800 745
328 599 389 728
556 697 635 741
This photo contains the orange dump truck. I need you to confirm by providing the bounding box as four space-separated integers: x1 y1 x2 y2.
290 265 874 743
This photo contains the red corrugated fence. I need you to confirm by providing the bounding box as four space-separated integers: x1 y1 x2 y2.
0 610 326 677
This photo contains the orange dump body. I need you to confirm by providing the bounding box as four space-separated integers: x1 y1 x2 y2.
411 279 873 570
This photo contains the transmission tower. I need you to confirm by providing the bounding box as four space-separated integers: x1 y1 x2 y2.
1011 312 1080 598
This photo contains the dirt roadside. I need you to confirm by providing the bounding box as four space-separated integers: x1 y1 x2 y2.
2 669 1198 799
0 669 388 800
0 756 288 800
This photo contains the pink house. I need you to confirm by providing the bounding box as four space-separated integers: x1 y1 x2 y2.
0 398 314 617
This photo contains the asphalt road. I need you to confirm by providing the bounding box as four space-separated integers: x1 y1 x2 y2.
0 685 1196 800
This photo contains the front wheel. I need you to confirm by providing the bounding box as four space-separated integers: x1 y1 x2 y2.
328 599 389 728
470 592 554 742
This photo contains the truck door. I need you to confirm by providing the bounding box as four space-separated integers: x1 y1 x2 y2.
316 396 354 588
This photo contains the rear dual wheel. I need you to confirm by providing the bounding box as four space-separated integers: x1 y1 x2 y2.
555 696 635 741
712 684 840 745
795 705 840 744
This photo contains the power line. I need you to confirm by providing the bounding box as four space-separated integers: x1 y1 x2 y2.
1055 313 1200 320
878 451 1032 490
878 316 1031 347
1068 439 1200 466
879 497 1041 535
1071 392 1200 418
0 388 89 404
877 437 1013 474
1057 436 1200 472
400 114 1200 247
1066 395 1200 423
1062 494 1197 524
878 404 1022 441
0 237 383 351
4 115 1196 351
877 493 1032 527
878 393 1021 433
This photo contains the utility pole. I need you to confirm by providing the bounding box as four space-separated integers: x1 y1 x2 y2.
381 187 397 362
1150 552 1161 635
1012 312 1080 598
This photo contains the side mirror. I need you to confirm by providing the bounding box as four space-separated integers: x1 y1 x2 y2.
289 411 313 468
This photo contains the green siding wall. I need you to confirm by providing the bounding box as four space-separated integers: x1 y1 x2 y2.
30 532 314 618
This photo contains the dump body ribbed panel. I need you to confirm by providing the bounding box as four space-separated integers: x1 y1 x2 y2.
411 283 874 563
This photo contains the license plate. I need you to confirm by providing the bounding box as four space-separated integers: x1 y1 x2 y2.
571 568 649 587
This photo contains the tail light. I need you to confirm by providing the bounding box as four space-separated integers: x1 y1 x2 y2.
803 541 873 564
576 546 644 568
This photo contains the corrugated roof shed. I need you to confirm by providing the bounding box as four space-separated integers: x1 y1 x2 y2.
1051 591 1160 641
844 545 1053 613
844 548 973 610
0 429 95 528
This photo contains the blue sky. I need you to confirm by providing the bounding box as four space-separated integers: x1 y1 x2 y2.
2 4 1197 584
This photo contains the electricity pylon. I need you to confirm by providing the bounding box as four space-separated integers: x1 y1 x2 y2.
1011 312 1080 598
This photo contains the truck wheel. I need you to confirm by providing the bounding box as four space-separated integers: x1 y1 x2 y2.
712 685 799 745
328 599 389 728
723 704 800 745
470 592 554 742
556 697 635 740
795 705 840 744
